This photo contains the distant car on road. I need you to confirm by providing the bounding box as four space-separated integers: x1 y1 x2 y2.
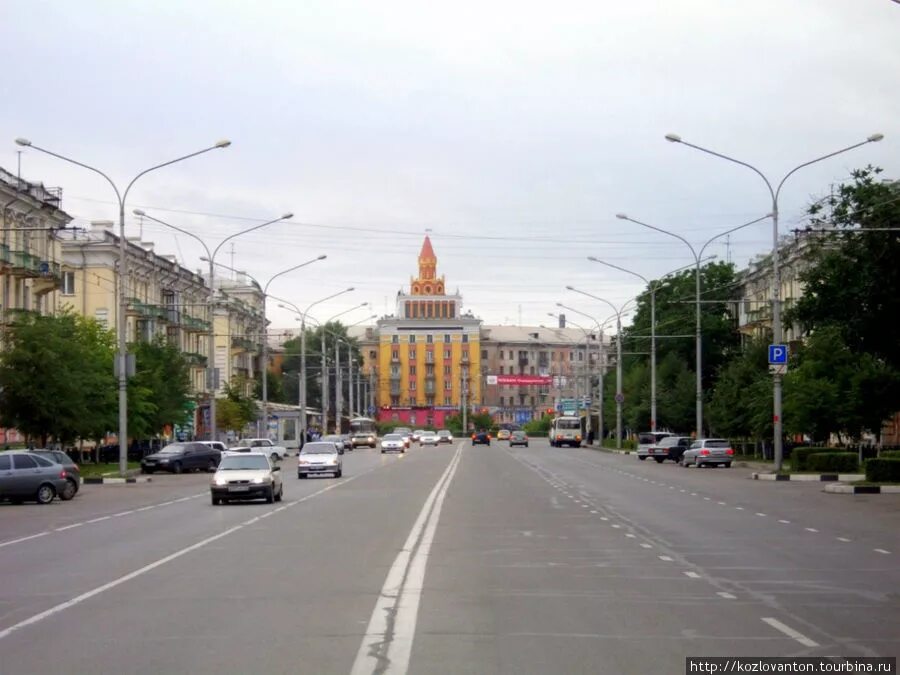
437 430 453 444
0 450 71 504
198 441 227 453
393 428 413 449
381 434 406 454
496 429 511 441
297 441 343 478
412 430 425 443
141 442 221 474
29 449 80 500
471 430 491 446
681 439 734 468
509 431 529 447
321 435 346 455
636 432 674 460
648 436 692 463
210 452 283 504
235 438 288 462
419 431 440 446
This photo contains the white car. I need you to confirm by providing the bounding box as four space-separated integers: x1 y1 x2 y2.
210 452 283 505
381 434 406 454
297 441 343 478
235 438 288 462
419 431 440 446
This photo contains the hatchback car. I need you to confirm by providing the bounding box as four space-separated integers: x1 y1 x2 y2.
210 452 283 504
141 442 221 474
681 439 735 468
381 434 406 454
30 449 80 500
321 434 346 455
0 450 71 504
496 429 512 441
509 431 529 447
437 430 453 444
297 441 343 478
471 430 491 446
393 428 413 448
419 431 440 446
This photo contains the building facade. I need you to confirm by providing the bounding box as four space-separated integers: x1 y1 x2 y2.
374 237 482 428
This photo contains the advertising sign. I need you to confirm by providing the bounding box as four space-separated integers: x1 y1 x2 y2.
492 374 552 386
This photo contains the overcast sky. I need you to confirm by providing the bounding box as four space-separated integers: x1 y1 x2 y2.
3 1 898 332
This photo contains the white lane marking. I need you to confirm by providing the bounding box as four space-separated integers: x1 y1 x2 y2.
805 528 819 533
717 592 737 600
352 445 463 675
690 492 697 496
874 548 891 555
703 497 711 501
680 489 686 493
735 507 744 511
0 532 50 549
761 617 819 648
136 505 156 512
600 517 609 521
112 510 134 517
55 523 84 532
157 501 175 507
590 510 598 514
611 524 621 529
86 516 110 523
0 470 364 642
756 513 767 517
658 555 673 562
778 520 791 524
640 543 653 549
625 533 636 538
174 497 191 503
684 571 701 579
718 501 727 505
837 537 851 543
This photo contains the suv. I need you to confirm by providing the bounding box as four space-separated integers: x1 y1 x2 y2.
636 432 674 460
647 436 692 463
471 430 491 446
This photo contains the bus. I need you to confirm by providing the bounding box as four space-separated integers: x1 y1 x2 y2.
549 415 584 448
349 417 378 448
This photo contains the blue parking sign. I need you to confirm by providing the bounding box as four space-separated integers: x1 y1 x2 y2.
768 344 788 364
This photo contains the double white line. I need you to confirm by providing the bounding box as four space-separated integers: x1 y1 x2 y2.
351 443 464 675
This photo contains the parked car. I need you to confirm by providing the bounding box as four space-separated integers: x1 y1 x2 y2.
0 450 71 504
140 442 221 474
496 429 512 441
509 431 529 447
210 452 283 504
471 430 491 446
321 434 346 455
681 439 735 468
437 430 453 444
393 428 413 448
636 431 674 460
297 441 343 478
381 434 406 454
235 438 288 462
29 449 80 500
199 441 227 453
419 431 440 446
648 436 692 463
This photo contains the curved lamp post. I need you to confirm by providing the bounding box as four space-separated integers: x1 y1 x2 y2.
664 131 883 467
133 209 293 442
16 137 230 475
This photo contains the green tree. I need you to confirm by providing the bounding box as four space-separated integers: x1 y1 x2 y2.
0 309 116 446
255 369 286 404
128 336 192 438
708 339 772 440
217 377 258 435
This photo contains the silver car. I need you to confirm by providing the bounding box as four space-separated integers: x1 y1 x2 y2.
210 452 283 504
297 441 343 478
419 431 440 446
0 450 72 504
681 439 735 468
381 434 406 454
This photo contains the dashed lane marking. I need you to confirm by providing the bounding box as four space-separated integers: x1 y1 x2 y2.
684 571 701 579
717 592 737 600
761 617 819 648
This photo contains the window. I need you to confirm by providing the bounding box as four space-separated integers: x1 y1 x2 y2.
410 380 416 390
462 335 468 343
409 348 417 359
444 349 451 359
95 308 109 329
481 349 488 359
500 396 504 406
444 365 451 375
409 334 416 343
0 455 10 470
445 380 452 390
444 334 451 343
392 335 399 343
426 334 433 343
409 365 417 375
444 396 452 406
392 350 399 360
61 271 75 295
499 366 504 374
12 454 39 469
369 350 377 359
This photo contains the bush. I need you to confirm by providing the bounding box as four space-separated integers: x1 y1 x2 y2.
865 458 900 483
879 450 900 459
805 452 859 473
790 447 846 471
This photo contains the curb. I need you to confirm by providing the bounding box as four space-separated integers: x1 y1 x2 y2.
81 476 153 485
752 472 864 482
824 483 900 494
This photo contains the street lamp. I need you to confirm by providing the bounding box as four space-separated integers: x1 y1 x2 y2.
587 255 720 432
664 131 883 469
133 209 294 443
202 256 326 439
562 292 633 448
615 213 770 438
15 137 231 475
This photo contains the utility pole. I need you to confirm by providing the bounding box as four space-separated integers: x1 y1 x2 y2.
461 365 468 435
335 339 342 432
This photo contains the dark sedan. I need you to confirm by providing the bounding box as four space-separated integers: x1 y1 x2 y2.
471 430 491 446
140 442 221 474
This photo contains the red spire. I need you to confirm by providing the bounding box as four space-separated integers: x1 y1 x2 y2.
419 235 435 260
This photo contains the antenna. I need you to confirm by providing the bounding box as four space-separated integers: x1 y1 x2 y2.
229 242 236 278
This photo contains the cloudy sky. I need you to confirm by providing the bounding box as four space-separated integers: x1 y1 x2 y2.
3 1 898 332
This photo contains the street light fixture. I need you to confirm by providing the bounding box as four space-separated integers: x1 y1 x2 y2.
615 213 770 438
17 137 230 475
133 209 293 442
664 130 883 467
202 256 326 439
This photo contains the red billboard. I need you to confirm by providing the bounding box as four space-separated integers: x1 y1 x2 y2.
487 374 552 386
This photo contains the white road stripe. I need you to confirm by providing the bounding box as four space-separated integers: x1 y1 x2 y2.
735 507 744 511
625 533 636 538
55 523 84 532
640 543 653 549
352 445 463 675
611 524 621 529
717 592 737 600
778 519 791 524
0 532 50 548
874 548 891 555
805 528 819 533
112 510 134 517
658 555 673 562
86 516 110 523
684 571 701 578
756 513 767 517
837 537 851 542
761 617 819 647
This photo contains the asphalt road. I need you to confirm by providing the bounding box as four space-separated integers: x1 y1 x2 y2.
0 441 897 674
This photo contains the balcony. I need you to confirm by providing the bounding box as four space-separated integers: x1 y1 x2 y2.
10 250 41 277
183 315 211 332
184 352 208 367
0 244 11 266
231 336 255 352
390 384 402 396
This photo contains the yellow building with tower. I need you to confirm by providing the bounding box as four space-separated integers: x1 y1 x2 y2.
374 236 481 429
